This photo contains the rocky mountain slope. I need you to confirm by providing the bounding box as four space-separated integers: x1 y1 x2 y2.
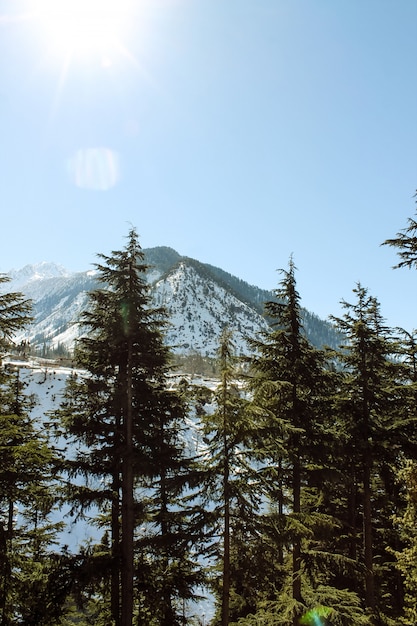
4 248 342 356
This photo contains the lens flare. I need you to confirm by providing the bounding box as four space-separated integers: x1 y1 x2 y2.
67 147 120 191
299 606 332 625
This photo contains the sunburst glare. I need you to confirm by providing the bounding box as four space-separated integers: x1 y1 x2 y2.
31 0 136 66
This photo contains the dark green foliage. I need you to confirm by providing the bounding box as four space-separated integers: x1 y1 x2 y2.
244 260 369 625
0 281 69 626
382 191 417 269
0 398 65 625
0 274 32 352
53 229 203 625
328 284 412 622
392 460 417 625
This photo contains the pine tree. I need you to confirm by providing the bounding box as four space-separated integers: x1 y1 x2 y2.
244 260 369 625
0 274 32 353
0 279 68 625
54 228 202 625
382 191 417 621
133 378 205 625
199 328 259 625
329 284 409 622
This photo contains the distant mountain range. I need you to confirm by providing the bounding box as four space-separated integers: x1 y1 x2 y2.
4 247 342 357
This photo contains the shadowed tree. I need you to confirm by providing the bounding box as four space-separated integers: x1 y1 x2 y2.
54 228 202 625
329 284 413 622
0 277 70 625
243 261 371 625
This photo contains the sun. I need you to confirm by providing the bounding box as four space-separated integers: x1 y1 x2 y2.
33 0 134 63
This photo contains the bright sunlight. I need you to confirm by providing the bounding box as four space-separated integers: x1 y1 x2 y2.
34 0 134 63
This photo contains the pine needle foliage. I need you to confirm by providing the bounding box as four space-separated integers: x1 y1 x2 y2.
392 460 417 624
329 284 410 622
244 259 364 625
52 228 202 625
199 328 259 625
382 191 417 269
0 280 67 625
0 274 32 353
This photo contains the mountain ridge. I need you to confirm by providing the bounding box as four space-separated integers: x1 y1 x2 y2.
3 251 342 356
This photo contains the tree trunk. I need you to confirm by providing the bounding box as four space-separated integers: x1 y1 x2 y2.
348 470 358 561
159 427 174 626
221 364 230 626
292 454 302 626
222 440 230 626
0 519 9 626
121 338 134 626
363 454 375 612
111 465 121 626
278 457 284 565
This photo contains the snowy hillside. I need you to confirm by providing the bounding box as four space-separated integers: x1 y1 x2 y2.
11 267 97 351
3 251 342 357
6 262 71 290
153 262 269 355
6 356 216 620
3 258 270 356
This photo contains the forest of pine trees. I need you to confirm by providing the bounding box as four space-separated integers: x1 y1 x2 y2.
1 213 417 624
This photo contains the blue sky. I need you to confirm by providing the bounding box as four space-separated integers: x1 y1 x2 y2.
1 0 416 330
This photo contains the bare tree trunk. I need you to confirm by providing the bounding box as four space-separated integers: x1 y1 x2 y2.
121 338 134 626
111 465 121 626
292 454 302 626
363 455 375 612
348 470 358 561
278 457 284 565
160 466 174 626
221 439 230 626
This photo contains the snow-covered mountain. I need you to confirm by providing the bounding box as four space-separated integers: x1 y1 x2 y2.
3 249 341 356
6 262 71 290
153 261 270 355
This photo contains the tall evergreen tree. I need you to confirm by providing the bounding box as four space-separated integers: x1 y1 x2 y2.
329 284 410 623
243 260 369 625
0 278 68 625
134 378 205 625
382 191 417 622
54 229 202 625
199 328 258 625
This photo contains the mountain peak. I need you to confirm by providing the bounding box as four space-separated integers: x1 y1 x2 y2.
7 262 71 288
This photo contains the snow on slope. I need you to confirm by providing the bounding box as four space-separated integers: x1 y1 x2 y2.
153 262 269 355
6 262 71 291
3 267 97 350
6 358 216 619
5 259 269 357
6 361 99 548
